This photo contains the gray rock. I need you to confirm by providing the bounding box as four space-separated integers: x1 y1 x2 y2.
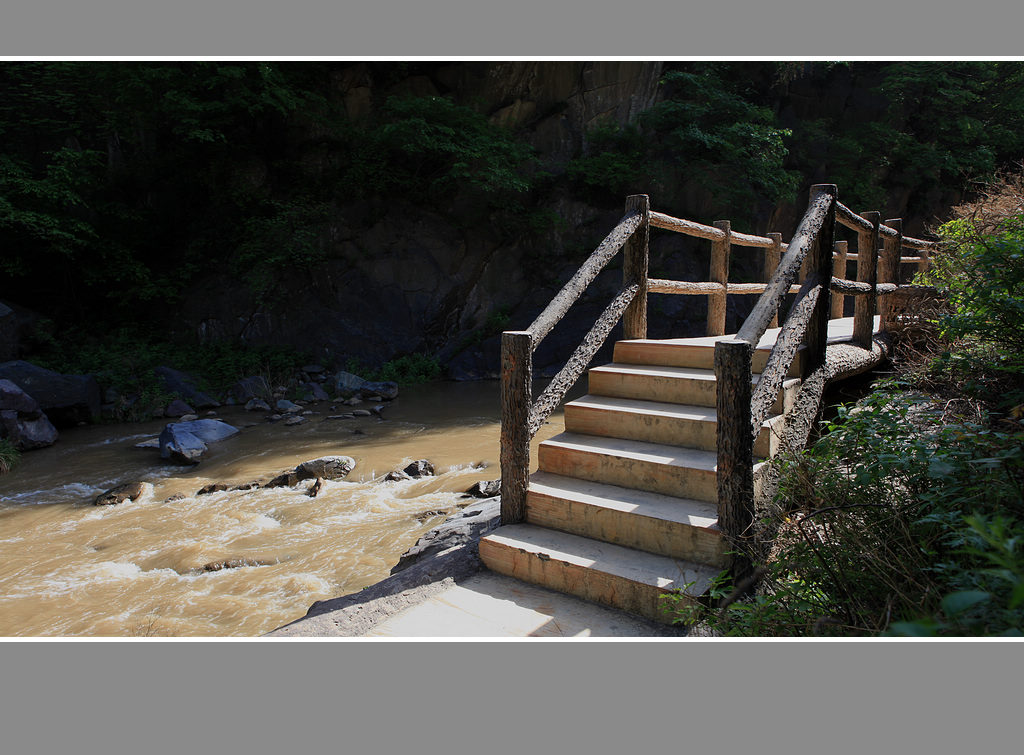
466 478 501 498
94 481 148 506
352 409 372 417
0 378 59 450
276 399 301 413
284 415 305 426
296 456 356 481
245 398 272 412
154 366 220 409
359 381 399 400
389 498 500 574
159 419 240 464
402 459 434 478
0 360 101 426
333 371 367 397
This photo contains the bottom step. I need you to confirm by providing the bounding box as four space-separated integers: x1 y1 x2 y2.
479 523 719 624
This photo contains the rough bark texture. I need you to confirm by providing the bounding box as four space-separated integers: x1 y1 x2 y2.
649 211 726 241
880 218 903 330
749 277 821 431
528 283 639 437
853 212 881 347
766 233 783 328
500 331 532 524
715 338 755 576
622 195 649 341
736 190 833 347
528 211 641 347
802 185 837 376
647 279 723 295
707 221 731 336
831 241 849 319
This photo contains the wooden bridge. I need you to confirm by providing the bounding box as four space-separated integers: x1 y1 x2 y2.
479 185 938 623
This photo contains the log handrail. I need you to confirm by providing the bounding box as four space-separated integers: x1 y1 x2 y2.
501 183 942 546
499 195 649 524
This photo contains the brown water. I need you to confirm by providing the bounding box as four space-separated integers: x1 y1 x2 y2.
0 380 567 637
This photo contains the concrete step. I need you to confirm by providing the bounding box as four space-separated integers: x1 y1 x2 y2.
478 523 719 623
525 472 729 568
614 335 805 376
587 363 800 415
563 394 785 458
537 432 765 503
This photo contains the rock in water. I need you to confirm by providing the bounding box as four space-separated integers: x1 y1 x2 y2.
402 459 434 478
245 398 272 412
466 479 500 498
296 456 356 481
94 481 148 506
159 419 240 464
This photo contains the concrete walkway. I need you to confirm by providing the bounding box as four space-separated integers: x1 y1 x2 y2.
360 570 687 638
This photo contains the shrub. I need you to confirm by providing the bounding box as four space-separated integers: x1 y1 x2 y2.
0 438 20 474
664 388 1024 636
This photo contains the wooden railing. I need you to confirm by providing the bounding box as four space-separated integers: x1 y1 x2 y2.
499 185 939 555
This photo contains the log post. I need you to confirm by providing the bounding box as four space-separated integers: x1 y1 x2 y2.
803 185 837 375
830 240 849 319
853 211 880 347
622 194 650 340
500 331 533 524
707 220 731 336
715 337 754 576
880 218 903 331
766 232 783 328
917 246 931 278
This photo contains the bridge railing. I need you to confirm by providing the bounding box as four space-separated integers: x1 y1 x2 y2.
499 185 939 545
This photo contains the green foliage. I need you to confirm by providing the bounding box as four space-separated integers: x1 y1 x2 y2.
640 68 799 208
665 387 1024 636
345 353 441 384
373 96 535 197
931 213 1024 354
566 124 647 198
0 438 20 474
566 65 798 214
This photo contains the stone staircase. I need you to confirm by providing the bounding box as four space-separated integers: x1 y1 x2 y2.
479 332 803 623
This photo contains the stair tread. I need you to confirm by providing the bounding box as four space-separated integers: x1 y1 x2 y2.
529 471 720 530
482 523 719 593
541 431 721 471
565 394 784 425
589 362 800 386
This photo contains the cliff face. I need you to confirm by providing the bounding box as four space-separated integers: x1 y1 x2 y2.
178 62 667 376
167 61 950 378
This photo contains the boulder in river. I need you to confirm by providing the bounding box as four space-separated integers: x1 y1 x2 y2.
276 399 301 413
245 397 272 412
0 360 101 426
402 459 434 478
0 378 59 450
159 419 240 465
296 456 355 481
94 481 148 506
465 478 500 498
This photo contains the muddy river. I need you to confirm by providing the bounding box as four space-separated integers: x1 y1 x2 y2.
0 380 568 637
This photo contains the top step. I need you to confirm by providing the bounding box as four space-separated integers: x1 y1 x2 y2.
615 316 875 374
614 336 804 377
